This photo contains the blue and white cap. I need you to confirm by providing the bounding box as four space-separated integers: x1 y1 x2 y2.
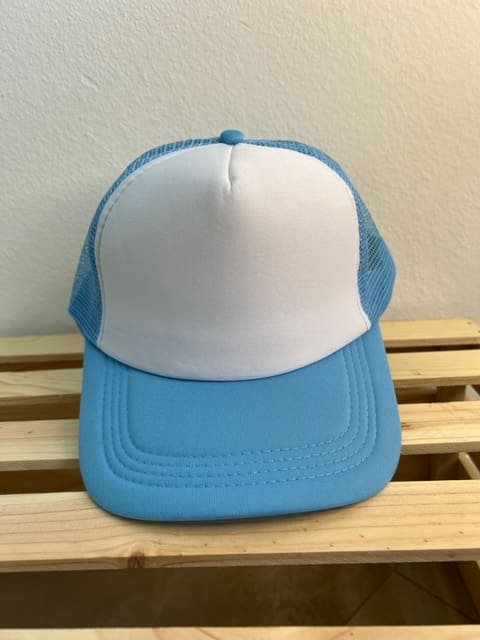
70 130 401 521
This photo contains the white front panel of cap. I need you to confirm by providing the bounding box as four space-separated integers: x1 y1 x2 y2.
96 143 370 380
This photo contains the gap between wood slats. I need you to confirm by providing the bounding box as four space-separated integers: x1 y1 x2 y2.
0 469 84 494
458 452 480 480
0 458 459 493
0 456 468 494
442 449 480 619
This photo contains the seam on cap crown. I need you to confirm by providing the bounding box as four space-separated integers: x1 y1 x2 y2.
70 136 395 353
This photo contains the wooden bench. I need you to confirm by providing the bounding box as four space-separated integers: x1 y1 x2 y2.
1 318 479 637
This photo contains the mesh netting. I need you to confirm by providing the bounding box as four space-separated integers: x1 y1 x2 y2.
70 136 395 345
69 137 218 343
247 139 396 323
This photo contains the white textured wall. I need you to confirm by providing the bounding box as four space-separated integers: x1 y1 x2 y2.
1 0 480 336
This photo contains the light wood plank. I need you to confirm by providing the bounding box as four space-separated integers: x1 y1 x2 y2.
456 450 480 619
0 627 478 640
0 369 81 421
1 402 479 473
0 419 78 471
0 334 84 369
2 351 480 420
0 369 81 398
382 317 480 348
400 401 480 454
0 481 479 571
1 319 478 369
389 349 480 388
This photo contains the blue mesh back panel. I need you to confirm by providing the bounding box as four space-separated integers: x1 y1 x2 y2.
70 135 395 345
69 137 218 344
247 139 396 324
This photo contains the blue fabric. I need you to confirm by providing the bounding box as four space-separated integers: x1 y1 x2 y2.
72 132 400 521
219 129 245 145
79 323 401 521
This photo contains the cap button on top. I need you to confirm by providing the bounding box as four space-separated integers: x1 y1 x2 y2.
219 129 245 145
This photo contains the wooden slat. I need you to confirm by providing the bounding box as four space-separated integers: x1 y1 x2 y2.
382 317 480 349
2 350 480 421
0 369 81 398
389 349 480 388
0 419 78 471
0 369 81 421
0 334 84 370
400 401 480 454
460 448 480 616
0 480 479 572
0 627 478 640
1 402 479 473
1 319 479 370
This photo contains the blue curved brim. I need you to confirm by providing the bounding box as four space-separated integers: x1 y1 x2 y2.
79 323 401 521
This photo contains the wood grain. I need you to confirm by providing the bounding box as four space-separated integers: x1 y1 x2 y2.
0 334 84 370
0 368 81 398
1 319 479 370
1 402 479 473
0 480 479 572
399 401 480 454
0 419 78 471
2 349 480 422
0 369 81 420
0 627 478 640
389 349 480 387
456 451 480 619
381 317 480 348
1 323 480 632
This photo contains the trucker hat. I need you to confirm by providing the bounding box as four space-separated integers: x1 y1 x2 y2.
70 129 401 522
